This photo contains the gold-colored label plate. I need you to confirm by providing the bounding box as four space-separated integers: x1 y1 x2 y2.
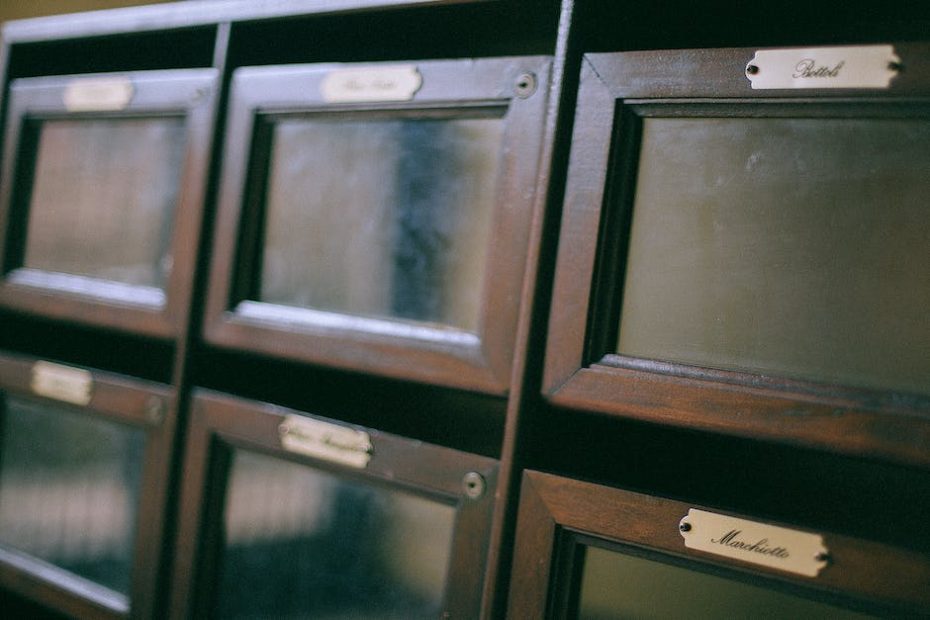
680 509 829 577
321 65 422 103
64 76 134 111
747 45 900 90
31 361 93 406
279 414 372 468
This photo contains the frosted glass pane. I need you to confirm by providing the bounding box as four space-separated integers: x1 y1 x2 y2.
23 118 186 288
259 115 503 331
0 395 145 595
579 546 875 619
215 449 456 618
618 118 930 394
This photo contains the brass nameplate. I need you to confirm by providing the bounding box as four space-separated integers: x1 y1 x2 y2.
321 65 422 103
64 76 134 111
680 509 829 577
747 45 900 90
31 361 93 406
279 415 372 468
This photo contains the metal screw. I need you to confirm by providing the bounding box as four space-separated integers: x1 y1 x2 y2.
192 86 211 103
746 64 760 76
815 552 832 564
679 522 692 532
887 61 903 73
463 472 486 500
145 397 166 425
514 72 537 98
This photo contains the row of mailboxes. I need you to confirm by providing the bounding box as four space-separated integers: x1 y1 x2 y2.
0 56 549 394
0 1 928 617
0 45 926 460
3 352 928 617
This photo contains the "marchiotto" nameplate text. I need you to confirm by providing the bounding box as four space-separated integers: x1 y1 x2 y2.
680 508 830 577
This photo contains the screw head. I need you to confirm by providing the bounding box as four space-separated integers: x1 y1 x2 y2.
145 397 165 425
463 472 486 500
746 64 760 76
815 552 832 564
679 522 692 532
514 72 537 98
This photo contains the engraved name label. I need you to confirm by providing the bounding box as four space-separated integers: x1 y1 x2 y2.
64 77 134 111
279 414 372 468
747 45 900 89
680 509 829 577
31 361 93 406
321 65 422 103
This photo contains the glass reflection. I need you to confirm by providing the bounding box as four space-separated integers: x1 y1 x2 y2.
259 114 503 331
215 449 456 619
578 546 876 619
0 395 145 595
23 117 186 289
618 117 930 395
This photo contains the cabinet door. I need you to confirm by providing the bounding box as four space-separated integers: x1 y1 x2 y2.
0 353 174 619
508 471 930 618
170 390 499 618
0 69 217 337
204 56 551 394
544 44 930 466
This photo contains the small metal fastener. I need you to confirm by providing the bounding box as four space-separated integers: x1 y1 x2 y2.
679 522 692 532
746 64 760 75
192 86 211 103
463 472 486 500
514 72 537 98
145 397 166 425
815 552 832 564
887 61 903 73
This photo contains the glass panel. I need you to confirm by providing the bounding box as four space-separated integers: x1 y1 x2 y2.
617 118 930 394
0 395 146 595
215 449 456 619
578 545 876 619
23 117 186 289
259 114 503 331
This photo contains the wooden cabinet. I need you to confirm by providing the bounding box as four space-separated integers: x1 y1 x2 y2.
0 1 927 618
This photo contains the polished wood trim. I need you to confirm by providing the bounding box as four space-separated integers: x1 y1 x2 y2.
554 361 930 466
483 0 580 614
0 0 497 43
0 68 218 338
204 56 551 394
508 471 930 618
170 389 499 618
0 351 176 619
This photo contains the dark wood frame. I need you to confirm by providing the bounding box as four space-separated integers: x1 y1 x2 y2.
169 389 500 618
0 351 176 620
543 44 930 467
0 68 217 338
204 56 550 394
508 470 930 618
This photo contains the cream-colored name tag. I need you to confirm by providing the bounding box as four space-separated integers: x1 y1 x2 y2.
680 509 829 577
279 415 372 468
321 65 422 103
746 45 900 89
64 76 134 111
31 361 93 406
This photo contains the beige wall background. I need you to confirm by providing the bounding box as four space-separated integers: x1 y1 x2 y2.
0 1 175 24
